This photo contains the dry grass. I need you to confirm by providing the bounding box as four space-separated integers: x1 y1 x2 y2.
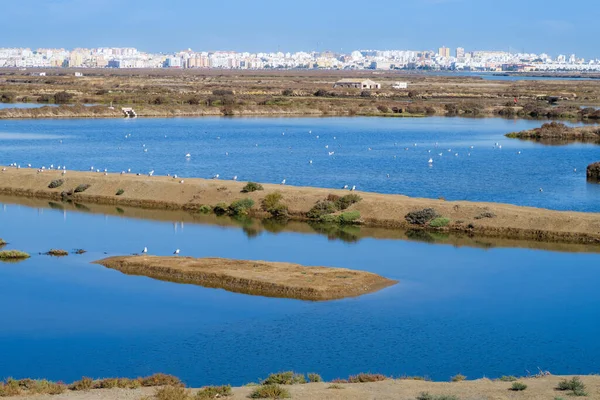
262 372 306 385
140 373 182 387
155 386 190 400
195 385 232 398
45 249 69 256
249 384 290 399
0 250 30 260
95 256 396 301
451 374 467 382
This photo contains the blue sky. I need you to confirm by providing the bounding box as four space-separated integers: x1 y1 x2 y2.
1 0 595 58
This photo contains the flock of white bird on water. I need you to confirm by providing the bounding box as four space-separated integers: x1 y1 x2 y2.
3 129 581 195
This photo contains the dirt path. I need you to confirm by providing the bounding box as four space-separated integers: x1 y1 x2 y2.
1 168 600 244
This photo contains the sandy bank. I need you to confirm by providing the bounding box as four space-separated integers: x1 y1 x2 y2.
1 168 600 244
14 375 600 400
94 256 396 300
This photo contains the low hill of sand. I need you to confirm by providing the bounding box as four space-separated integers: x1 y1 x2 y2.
95 256 397 300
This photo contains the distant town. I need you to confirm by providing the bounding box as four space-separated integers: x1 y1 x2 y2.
1 46 599 72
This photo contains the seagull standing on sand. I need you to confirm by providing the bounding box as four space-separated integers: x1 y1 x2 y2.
142 247 148 254
233 175 238 181
351 185 356 191
281 179 286 185
173 249 180 255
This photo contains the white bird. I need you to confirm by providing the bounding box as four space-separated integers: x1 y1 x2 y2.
328 151 335 156
233 175 238 181
127 168 131 173
62 170 66 175
316 135 319 139
539 188 543 192
142 247 148 254
281 179 286 185
368 147 372 151
144 149 148 152
185 153 191 158
428 158 433 164
343 185 348 189
179 180 184 184
282 132 285 136
173 174 178 179
386 174 390 178
148 170 154 176
325 145 329 149
90 166 94 171
438 153 443 156
173 249 180 255
351 185 356 191
212 174 219 179
574 168 577 172
1 168 6 172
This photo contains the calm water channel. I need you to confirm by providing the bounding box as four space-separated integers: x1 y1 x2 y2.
1 117 599 211
0 198 599 386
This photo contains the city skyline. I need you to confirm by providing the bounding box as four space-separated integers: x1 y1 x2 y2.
1 0 597 59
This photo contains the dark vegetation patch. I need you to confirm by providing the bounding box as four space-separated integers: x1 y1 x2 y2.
45 249 69 257
74 184 91 193
48 179 64 189
242 182 263 193
405 208 440 225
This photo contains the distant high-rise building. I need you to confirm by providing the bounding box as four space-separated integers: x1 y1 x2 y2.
568 54 576 64
456 47 465 58
438 46 451 58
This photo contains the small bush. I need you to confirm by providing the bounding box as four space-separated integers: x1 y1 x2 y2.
327 384 344 389
0 379 21 397
405 208 440 225
338 211 361 225
307 373 322 383
213 203 229 216
249 384 290 399
73 249 87 254
95 378 119 389
510 382 527 391
141 373 182 387
198 205 212 214
429 217 450 228
116 189 125 196
261 192 283 211
195 385 232 398
262 372 305 385
451 374 466 382
0 239 5 246
498 375 517 382
335 194 362 210
0 250 30 260
307 200 337 219
556 377 586 396
475 211 496 220
70 377 94 391
48 179 64 189
242 182 264 193
74 184 91 193
155 385 190 400
347 373 387 383
229 198 255 215
46 249 69 256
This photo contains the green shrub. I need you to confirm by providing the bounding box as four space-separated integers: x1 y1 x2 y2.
262 372 305 385
213 203 229 215
307 200 337 219
335 194 362 210
70 377 94 391
140 373 182 387
429 217 450 228
249 384 290 399
510 382 527 391
261 192 288 217
48 179 64 189
405 208 440 225
229 198 255 215
307 373 322 383
195 385 232 398
198 205 212 214
0 250 30 260
155 385 190 400
556 377 587 396
116 189 125 196
451 374 466 382
74 184 91 193
242 182 263 193
338 211 361 225
498 376 517 382
0 379 21 397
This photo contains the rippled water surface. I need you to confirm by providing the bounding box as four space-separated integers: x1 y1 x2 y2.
0 200 599 386
1 117 598 211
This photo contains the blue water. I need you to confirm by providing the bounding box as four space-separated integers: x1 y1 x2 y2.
0 117 599 212
1 201 599 386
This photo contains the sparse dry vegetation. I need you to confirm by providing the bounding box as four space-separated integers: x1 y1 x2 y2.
0 250 30 260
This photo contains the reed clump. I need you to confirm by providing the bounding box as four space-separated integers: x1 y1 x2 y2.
45 249 69 257
0 250 30 260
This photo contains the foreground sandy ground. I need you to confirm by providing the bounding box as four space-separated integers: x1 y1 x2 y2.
95 256 396 300
1 168 600 244
16 376 600 400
